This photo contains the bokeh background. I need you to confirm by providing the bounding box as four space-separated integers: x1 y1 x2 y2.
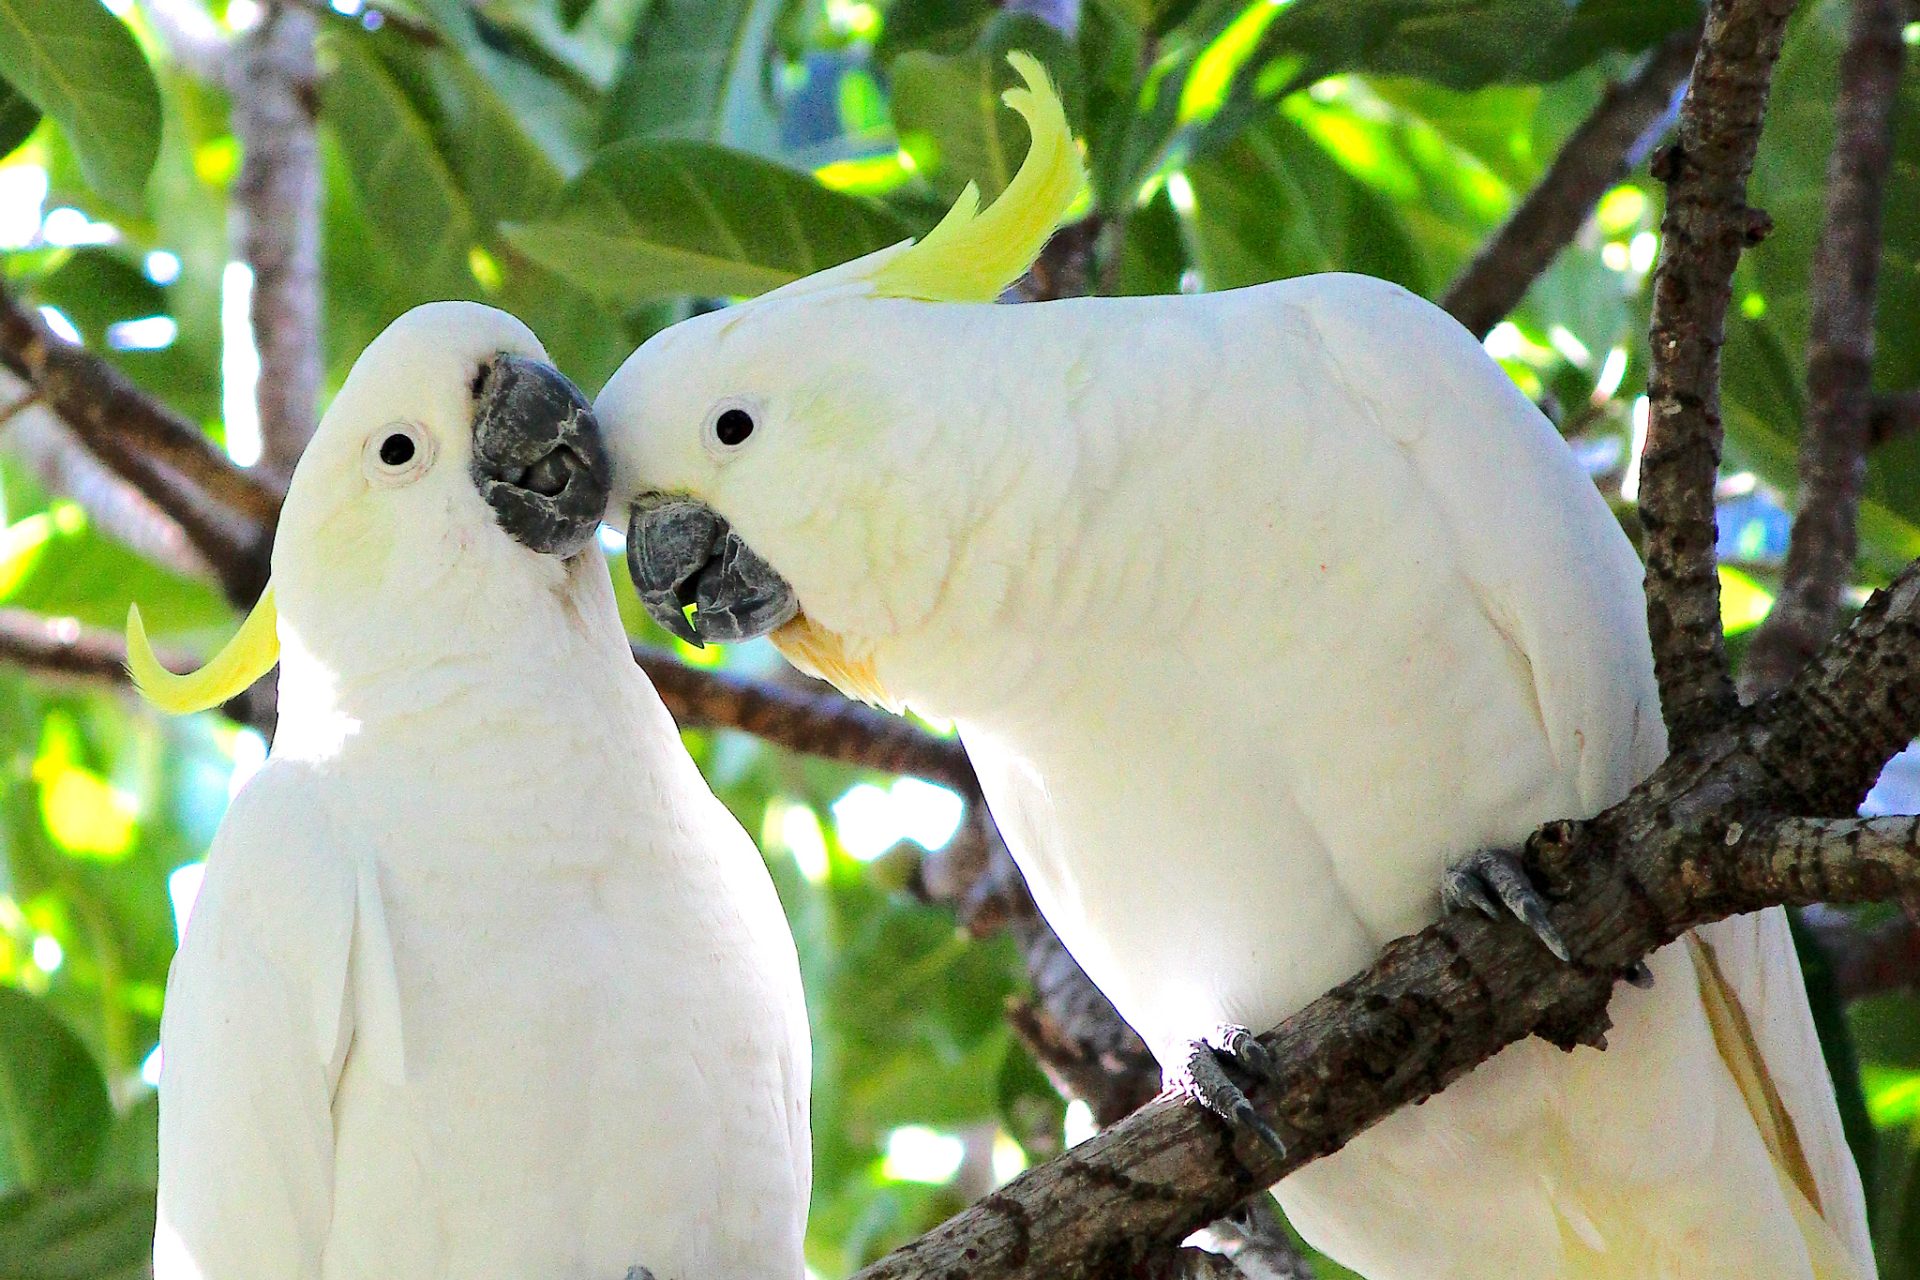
0 0 1918 1275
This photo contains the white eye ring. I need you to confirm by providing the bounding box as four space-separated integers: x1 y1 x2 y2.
702 397 763 459
363 422 436 487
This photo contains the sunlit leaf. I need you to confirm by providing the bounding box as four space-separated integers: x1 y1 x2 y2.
1718 565 1774 635
0 0 161 207
1243 0 1698 91
0 986 111 1190
502 142 910 305
1183 111 1427 292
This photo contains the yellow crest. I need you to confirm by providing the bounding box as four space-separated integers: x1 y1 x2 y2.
127 587 281 716
868 51 1086 304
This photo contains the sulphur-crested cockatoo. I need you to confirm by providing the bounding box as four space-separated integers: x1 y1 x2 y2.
133 302 809 1280
591 54 1872 1280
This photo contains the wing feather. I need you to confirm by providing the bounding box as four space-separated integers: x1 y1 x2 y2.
153 762 386 1279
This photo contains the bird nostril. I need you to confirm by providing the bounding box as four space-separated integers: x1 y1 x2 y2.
519 448 575 497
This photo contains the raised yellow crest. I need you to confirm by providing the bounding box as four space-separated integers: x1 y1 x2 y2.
126 588 281 716
867 51 1086 304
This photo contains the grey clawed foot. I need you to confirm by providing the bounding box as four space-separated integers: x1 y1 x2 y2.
1177 1024 1286 1158
1442 846 1571 962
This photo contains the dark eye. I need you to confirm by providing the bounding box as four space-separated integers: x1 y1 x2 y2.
715 407 755 446
379 433 416 466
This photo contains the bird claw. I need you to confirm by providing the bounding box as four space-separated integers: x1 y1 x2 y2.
1442 846 1571 962
1177 1025 1286 1158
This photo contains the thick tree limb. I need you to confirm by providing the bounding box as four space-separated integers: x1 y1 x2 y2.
232 3 324 481
1871 388 1920 446
1739 0 1907 700
635 653 974 791
0 283 278 603
1441 25 1701 339
1637 0 1796 744
851 557 1920 1280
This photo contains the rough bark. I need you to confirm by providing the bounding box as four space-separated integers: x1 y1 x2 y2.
1637 0 1797 744
231 4 324 481
847 559 1920 1280
1739 0 1907 700
1441 25 1701 339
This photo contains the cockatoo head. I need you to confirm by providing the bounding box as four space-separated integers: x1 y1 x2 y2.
128 301 611 715
596 53 1082 707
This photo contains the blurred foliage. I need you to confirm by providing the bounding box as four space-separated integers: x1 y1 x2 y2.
0 0 1917 1275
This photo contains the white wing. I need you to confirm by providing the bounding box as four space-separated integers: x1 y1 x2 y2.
154 760 401 1280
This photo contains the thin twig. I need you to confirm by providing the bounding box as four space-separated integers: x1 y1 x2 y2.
1738 0 1907 700
1637 0 1796 744
1441 25 1701 338
231 3 324 481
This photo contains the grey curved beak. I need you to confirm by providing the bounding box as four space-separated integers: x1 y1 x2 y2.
470 354 611 558
627 493 798 647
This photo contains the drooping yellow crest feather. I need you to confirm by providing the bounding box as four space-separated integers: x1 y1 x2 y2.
126 587 280 715
868 51 1085 303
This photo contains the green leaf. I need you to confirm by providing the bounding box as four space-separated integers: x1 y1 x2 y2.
598 0 781 148
0 0 161 208
0 503 231 639
0 76 38 160
1247 0 1698 91
90 1094 155 1191
1183 110 1427 292
0 1184 154 1280
502 142 910 305
0 987 112 1190
322 38 477 295
889 16 1079 203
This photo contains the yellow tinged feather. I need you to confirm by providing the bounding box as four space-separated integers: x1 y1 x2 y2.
867 51 1086 304
1686 935 1865 1280
773 613 899 713
127 587 280 716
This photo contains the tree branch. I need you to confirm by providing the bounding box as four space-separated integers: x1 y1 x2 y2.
851 555 1920 1280
232 3 323 481
1738 0 1907 700
634 654 975 791
0 282 278 603
0 606 276 732
1637 0 1796 745
1441 25 1701 339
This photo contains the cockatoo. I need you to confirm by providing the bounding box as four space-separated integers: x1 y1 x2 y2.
133 302 810 1280
592 54 1874 1280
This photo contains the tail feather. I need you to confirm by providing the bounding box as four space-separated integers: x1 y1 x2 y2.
1691 912 1875 1279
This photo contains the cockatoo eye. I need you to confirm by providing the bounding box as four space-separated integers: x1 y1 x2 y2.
703 398 762 457
363 423 435 487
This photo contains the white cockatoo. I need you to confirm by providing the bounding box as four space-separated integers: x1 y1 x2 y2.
132 302 810 1280
590 55 1873 1280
